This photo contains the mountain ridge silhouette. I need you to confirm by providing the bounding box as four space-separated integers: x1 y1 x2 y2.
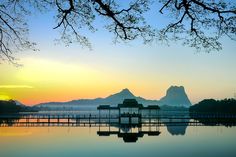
36 86 192 107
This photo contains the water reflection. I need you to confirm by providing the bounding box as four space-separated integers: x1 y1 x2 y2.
165 125 188 135
0 114 21 127
97 124 161 142
189 112 236 127
164 115 190 135
1 112 236 143
1 125 235 157
1 112 236 157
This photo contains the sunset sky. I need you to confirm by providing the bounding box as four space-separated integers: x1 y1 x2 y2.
0 2 236 105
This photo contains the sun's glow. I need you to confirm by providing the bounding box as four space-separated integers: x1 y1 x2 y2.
0 95 11 100
0 85 33 89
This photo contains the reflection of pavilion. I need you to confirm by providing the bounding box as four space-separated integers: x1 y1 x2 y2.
97 125 161 142
97 99 160 125
97 99 161 142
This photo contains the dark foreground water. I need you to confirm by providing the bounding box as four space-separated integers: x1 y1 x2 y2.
0 125 235 157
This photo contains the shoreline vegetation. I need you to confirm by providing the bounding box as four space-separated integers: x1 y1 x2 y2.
0 98 236 114
189 99 236 127
189 99 236 114
0 100 38 114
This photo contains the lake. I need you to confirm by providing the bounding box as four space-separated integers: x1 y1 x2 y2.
0 124 236 157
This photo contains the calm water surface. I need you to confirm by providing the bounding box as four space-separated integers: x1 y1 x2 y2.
0 125 235 157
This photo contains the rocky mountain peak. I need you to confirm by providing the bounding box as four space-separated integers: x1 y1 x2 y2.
160 86 192 107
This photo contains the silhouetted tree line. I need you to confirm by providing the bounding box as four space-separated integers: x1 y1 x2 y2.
0 100 38 114
189 99 236 127
189 98 236 113
0 100 22 113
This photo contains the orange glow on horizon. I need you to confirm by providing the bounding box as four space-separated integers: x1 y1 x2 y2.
1 56 234 106
12 87 165 106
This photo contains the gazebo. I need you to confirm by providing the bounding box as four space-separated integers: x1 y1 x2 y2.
97 99 160 124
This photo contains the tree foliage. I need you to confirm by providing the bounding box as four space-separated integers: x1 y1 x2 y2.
0 0 235 63
159 0 236 52
0 100 21 113
0 100 38 113
190 98 236 113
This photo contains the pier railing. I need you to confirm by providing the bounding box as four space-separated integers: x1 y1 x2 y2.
0 112 236 127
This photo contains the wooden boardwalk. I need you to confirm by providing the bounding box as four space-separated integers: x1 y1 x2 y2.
1 113 236 127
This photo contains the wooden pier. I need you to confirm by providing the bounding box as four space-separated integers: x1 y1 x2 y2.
0 113 235 127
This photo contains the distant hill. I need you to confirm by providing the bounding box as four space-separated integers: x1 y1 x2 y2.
35 86 192 110
14 100 25 106
159 86 192 107
104 88 159 106
100 88 135 105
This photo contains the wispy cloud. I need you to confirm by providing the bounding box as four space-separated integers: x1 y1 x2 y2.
0 85 34 89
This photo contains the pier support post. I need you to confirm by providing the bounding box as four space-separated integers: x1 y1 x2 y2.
89 114 91 127
99 110 101 124
108 112 110 132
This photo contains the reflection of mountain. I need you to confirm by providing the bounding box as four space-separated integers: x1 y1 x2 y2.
36 86 192 110
165 125 188 135
163 114 190 135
